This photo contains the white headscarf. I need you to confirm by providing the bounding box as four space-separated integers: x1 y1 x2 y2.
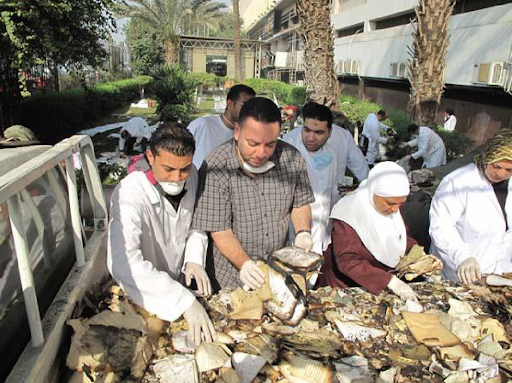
330 162 410 268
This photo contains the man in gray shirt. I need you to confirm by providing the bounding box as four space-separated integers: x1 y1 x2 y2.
193 97 315 291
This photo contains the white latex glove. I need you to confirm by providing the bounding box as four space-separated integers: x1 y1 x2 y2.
457 257 481 284
294 231 313 252
183 300 217 347
240 259 266 290
387 275 418 301
403 154 412 161
398 142 409 149
184 262 212 297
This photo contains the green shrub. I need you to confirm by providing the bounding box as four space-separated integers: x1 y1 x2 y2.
189 72 217 89
17 76 153 143
242 78 295 104
438 129 475 161
149 65 196 122
288 86 308 105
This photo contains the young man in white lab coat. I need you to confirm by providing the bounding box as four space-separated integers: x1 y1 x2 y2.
108 124 216 346
360 110 390 165
282 102 369 253
187 84 255 169
118 117 152 157
402 123 446 168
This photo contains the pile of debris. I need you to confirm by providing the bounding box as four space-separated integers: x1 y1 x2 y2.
66 248 512 383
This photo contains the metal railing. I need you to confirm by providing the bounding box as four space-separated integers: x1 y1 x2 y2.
0 135 107 348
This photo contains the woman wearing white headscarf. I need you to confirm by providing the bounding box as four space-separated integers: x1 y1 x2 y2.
317 162 418 300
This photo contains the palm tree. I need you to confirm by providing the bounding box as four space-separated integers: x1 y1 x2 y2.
186 0 227 37
407 0 455 129
297 0 338 106
233 0 241 80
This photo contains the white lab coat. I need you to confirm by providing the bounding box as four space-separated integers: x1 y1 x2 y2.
107 168 208 322
119 117 151 151
361 113 389 165
443 115 457 132
429 163 512 281
408 126 446 168
282 125 369 253
187 115 234 169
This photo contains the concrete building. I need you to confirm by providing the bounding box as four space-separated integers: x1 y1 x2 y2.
241 0 512 145
179 36 265 80
333 0 512 145
241 0 304 84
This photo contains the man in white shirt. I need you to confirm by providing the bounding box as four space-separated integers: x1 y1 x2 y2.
403 123 447 168
108 124 216 346
187 84 255 169
360 110 390 165
118 117 152 157
282 102 369 253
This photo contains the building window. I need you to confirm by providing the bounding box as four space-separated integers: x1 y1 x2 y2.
374 11 416 30
206 56 227 77
453 0 512 14
336 23 364 38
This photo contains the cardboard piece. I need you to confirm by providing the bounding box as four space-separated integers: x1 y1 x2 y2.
402 312 461 347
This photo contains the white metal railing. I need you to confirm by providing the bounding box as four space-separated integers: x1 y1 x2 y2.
0 135 107 348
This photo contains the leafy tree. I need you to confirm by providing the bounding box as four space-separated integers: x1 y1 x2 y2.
125 18 165 75
0 0 117 96
211 12 246 39
233 0 241 80
183 0 227 37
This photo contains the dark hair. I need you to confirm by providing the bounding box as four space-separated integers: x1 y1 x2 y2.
408 123 419 133
301 102 333 128
150 123 195 156
227 84 256 102
445 108 454 116
238 97 281 127
377 110 387 118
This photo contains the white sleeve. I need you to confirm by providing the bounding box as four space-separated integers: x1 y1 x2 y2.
346 139 370 181
429 178 473 271
119 137 126 151
379 122 390 132
107 190 195 322
411 132 428 159
408 138 418 147
183 229 208 267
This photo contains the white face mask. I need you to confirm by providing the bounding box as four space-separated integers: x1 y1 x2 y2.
159 180 186 196
242 161 275 174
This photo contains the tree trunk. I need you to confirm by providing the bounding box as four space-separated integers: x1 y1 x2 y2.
297 0 339 106
407 0 455 129
165 37 180 64
53 61 59 92
233 0 242 80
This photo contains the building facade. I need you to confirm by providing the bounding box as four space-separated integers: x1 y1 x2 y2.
241 0 512 145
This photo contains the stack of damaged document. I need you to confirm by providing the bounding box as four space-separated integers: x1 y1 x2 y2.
66 247 512 383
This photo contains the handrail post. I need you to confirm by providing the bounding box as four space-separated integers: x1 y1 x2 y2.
7 194 44 347
65 156 85 267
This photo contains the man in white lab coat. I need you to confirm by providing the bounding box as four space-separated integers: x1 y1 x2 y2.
108 124 216 346
282 102 370 254
403 123 446 168
118 117 152 156
360 110 390 165
187 84 255 169
430 130 512 284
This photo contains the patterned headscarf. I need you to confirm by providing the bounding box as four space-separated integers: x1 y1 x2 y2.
475 130 512 174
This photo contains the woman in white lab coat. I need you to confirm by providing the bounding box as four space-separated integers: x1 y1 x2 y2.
429 130 512 284
443 108 457 132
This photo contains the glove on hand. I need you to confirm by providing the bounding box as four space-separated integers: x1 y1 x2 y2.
240 260 266 290
457 257 481 284
184 262 212 297
398 142 409 149
183 300 217 346
387 275 418 301
295 231 313 252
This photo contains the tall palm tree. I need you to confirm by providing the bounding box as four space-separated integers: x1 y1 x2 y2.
407 0 455 129
186 0 227 37
233 0 241 80
297 0 338 106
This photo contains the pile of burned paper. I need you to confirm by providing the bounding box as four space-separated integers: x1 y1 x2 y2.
66 249 512 383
